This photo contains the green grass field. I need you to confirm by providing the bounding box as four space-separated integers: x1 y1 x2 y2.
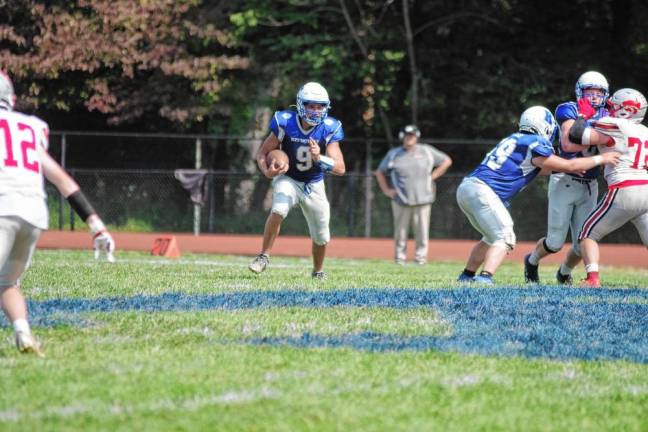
1 250 646 431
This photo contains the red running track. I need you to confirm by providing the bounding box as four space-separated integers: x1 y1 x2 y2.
38 231 647 269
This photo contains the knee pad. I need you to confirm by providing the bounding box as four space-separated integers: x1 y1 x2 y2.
492 230 516 251
542 238 561 254
543 237 563 254
270 203 290 219
312 229 330 246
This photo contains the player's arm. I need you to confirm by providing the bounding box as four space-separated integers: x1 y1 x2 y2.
559 119 592 152
374 169 396 198
255 133 285 179
38 146 115 261
431 157 452 181
568 117 616 147
532 152 620 174
309 138 345 176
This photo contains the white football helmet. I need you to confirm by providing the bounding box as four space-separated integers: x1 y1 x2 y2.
575 71 609 108
0 71 16 111
296 82 330 126
607 88 647 124
519 106 558 142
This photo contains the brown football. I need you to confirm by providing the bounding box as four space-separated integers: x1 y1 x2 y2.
266 149 289 169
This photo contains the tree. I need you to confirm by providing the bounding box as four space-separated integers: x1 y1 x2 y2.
0 0 248 129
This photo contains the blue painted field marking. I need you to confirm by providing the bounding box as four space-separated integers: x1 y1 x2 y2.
15 287 648 362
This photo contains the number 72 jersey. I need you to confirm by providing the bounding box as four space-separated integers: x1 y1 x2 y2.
269 110 344 183
0 109 50 229
468 132 554 206
593 117 648 188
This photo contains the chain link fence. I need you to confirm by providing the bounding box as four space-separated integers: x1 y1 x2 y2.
45 131 640 244
46 169 640 244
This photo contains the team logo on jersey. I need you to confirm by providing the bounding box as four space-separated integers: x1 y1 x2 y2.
324 118 334 126
282 112 292 119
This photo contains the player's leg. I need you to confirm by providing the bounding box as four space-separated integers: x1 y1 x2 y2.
629 186 648 247
300 180 330 277
391 201 411 264
579 188 631 287
0 217 43 356
464 240 489 274
456 177 514 283
559 181 598 283
631 212 648 247
412 204 431 264
526 175 573 274
249 176 299 273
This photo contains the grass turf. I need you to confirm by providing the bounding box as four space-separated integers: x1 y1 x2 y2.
0 250 646 431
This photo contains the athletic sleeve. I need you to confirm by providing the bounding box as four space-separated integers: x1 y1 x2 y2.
323 118 344 144
268 111 288 141
529 137 554 158
427 145 450 167
555 102 577 125
30 115 49 151
591 117 625 141
377 149 395 172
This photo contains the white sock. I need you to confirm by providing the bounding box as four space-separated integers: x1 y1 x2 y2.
13 318 30 334
528 251 540 266
585 264 599 273
559 263 573 275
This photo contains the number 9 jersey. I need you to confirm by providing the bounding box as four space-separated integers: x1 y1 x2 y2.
269 110 344 183
468 133 554 206
0 110 49 229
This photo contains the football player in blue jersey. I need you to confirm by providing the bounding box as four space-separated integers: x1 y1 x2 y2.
249 82 346 278
523 71 611 284
456 106 620 285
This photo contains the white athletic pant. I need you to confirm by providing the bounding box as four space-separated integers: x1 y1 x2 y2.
456 177 516 250
270 175 331 245
0 216 41 289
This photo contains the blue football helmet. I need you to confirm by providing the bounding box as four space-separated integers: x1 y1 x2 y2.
575 71 609 109
519 106 558 142
296 82 330 126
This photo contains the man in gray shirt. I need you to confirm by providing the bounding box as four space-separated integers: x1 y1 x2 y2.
375 125 453 264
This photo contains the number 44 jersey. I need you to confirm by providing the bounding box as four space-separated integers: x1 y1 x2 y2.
468 132 554 206
0 110 50 229
592 117 648 188
269 110 344 183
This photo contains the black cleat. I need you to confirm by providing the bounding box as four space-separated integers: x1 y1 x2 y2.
311 271 326 280
556 269 573 285
524 254 540 283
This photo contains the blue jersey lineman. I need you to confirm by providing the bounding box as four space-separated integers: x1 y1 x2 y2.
456 106 620 285
249 82 346 278
524 71 610 285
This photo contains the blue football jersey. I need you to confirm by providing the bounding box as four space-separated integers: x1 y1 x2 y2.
468 132 554 206
555 102 608 179
269 110 344 183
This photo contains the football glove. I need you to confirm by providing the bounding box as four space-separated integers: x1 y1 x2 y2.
577 97 596 120
93 230 116 263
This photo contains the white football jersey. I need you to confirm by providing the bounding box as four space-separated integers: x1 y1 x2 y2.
0 109 49 229
593 117 648 188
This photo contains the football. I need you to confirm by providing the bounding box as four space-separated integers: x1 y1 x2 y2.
266 149 289 169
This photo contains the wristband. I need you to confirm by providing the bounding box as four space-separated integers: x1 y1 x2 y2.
592 155 603 166
67 190 96 222
88 218 107 235
318 155 335 171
